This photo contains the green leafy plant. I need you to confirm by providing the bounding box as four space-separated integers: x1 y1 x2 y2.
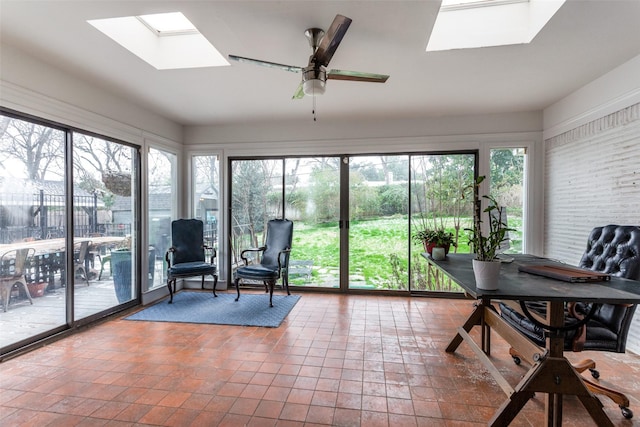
412 228 456 248
465 176 513 261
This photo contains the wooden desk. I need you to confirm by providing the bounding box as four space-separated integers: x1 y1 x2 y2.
425 253 640 427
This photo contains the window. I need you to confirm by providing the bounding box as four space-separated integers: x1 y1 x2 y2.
147 147 177 290
192 154 220 253
490 147 526 253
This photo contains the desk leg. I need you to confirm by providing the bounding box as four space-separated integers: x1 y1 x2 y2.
446 301 485 353
491 356 613 427
490 301 613 427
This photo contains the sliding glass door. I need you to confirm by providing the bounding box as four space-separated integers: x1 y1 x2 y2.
285 157 341 287
348 156 409 290
0 113 69 349
1 110 141 354
409 153 475 292
73 132 139 319
229 152 476 293
230 157 341 288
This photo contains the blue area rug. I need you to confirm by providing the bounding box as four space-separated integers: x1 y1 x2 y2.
125 292 300 328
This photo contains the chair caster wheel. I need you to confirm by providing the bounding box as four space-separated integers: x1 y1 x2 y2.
512 356 521 365
621 406 633 419
589 368 600 379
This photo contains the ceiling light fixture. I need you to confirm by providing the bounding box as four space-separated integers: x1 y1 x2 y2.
302 66 326 96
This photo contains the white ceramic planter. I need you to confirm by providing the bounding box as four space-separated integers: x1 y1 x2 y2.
432 247 446 260
472 259 501 290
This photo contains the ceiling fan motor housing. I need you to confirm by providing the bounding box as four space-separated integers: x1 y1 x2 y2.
302 65 326 96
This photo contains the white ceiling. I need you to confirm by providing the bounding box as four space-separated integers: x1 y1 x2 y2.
1 1 640 126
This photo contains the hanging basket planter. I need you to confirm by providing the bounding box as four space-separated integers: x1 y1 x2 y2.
102 171 131 196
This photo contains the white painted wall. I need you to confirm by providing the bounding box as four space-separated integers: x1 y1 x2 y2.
543 55 640 355
0 43 183 144
543 53 640 139
185 111 542 146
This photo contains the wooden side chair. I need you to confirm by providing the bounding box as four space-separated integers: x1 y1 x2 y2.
73 241 91 286
165 219 218 303
0 248 35 312
234 218 293 307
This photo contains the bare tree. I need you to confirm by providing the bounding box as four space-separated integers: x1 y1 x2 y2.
0 116 65 180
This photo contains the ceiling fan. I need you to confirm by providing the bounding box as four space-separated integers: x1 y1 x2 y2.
228 14 389 99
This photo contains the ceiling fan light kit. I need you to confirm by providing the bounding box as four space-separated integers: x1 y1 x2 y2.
228 14 389 100
302 66 326 96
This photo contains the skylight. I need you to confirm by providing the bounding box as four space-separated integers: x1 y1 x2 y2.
137 12 197 36
426 0 565 51
88 12 229 70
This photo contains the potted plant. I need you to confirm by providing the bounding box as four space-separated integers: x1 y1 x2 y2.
465 176 513 290
110 237 156 303
412 228 456 255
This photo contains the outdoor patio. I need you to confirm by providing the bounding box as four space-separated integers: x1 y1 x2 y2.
0 259 165 349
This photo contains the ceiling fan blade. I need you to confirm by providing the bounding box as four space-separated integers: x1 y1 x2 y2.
327 69 389 83
292 83 305 99
313 14 352 67
228 54 303 73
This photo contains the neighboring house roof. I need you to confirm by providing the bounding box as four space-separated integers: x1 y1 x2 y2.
111 185 174 212
111 184 218 212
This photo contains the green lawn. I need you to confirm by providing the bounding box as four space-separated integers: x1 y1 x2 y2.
287 212 523 290
288 215 524 291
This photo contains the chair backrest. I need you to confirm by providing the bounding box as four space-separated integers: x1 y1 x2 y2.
171 219 205 264
75 241 89 263
1 248 34 279
261 219 293 268
579 225 640 280
578 225 640 350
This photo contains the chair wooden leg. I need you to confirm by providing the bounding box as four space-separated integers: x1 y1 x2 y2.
267 279 275 307
283 275 290 295
167 279 174 303
582 376 631 408
234 278 241 302
212 274 218 297
573 358 597 374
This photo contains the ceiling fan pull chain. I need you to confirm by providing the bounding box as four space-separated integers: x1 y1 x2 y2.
312 94 317 121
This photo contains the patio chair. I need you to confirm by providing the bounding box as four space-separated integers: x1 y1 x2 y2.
165 219 218 303
73 240 91 286
500 225 640 419
0 248 35 312
234 218 293 307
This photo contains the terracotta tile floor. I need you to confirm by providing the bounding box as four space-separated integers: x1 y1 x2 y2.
1 291 640 426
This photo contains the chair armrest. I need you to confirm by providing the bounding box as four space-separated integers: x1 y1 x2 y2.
567 302 587 352
278 247 292 270
240 247 266 265
204 245 217 263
